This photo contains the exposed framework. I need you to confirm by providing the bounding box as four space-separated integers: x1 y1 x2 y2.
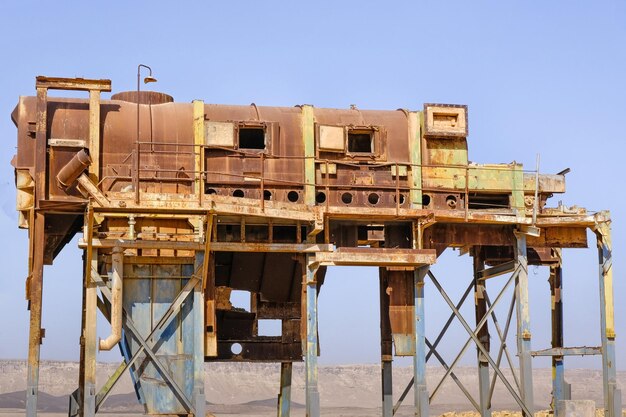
11 76 619 417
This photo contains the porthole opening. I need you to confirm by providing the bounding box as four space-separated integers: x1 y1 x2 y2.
446 195 458 209
206 188 217 195
231 343 243 355
233 189 245 198
394 194 406 205
316 192 327 204
263 190 272 201
368 193 380 205
287 191 299 202
422 194 431 206
341 192 353 204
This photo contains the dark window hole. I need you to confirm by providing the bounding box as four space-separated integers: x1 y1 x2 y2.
316 192 326 204
263 190 272 201
207 188 217 195
239 127 265 150
348 131 373 153
233 189 245 198
368 193 380 205
422 194 431 206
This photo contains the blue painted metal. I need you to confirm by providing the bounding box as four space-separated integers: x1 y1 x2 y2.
305 256 320 417
193 254 206 417
414 266 429 417
278 362 293 417
474 251 491 417
123 262 202 415
514 232 534 417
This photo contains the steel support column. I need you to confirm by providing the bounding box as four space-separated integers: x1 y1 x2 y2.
514 232 534 417
194 253 206 417
379 267 393 417
79 244 98 417
595 221 621 417
414 265 429 417
549 256 570 416
473 248 491 417
26 212 45 417
305 255 320 417
277 362 293 417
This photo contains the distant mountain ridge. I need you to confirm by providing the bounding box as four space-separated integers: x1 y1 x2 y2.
0 360 619 412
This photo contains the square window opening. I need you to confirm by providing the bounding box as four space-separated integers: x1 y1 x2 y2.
348 131 374 153
239 127 266 150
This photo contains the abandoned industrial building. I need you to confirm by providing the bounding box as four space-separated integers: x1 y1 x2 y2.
10 75 619 417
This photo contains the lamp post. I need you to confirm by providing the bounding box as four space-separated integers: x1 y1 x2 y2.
134 64 158 203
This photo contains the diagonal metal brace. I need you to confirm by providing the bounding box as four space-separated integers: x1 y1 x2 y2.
428 270 532 417
393 280 475 415
95 275 200 411
92 271 197 414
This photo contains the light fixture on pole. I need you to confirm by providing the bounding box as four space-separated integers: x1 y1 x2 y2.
134 64 157 203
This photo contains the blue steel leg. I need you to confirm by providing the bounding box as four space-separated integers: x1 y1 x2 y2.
595 221 621 417
379 267 394 417
550 261 568 416
514 232 534 417
414 265 429 417
305 256 320 417
277 362 293 417
473 250 491 417
194 254 206 417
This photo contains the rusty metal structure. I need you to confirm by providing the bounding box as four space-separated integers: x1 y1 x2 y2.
11 75 619 417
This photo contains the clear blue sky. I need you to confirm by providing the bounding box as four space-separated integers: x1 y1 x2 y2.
0 1 624 374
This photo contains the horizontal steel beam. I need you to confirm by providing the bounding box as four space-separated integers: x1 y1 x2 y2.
79 238 333 252
35 76 112 92
313 248 436 267
531 347 602 357
477 260 516 280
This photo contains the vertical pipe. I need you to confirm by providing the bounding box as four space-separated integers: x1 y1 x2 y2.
304 255 320 417
596 221 621 417
473 248 491 417
414 265 429 417
277 362 293 417
99 247 123 351
514 232 534 417
379 267 393 417
26 212 46 417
